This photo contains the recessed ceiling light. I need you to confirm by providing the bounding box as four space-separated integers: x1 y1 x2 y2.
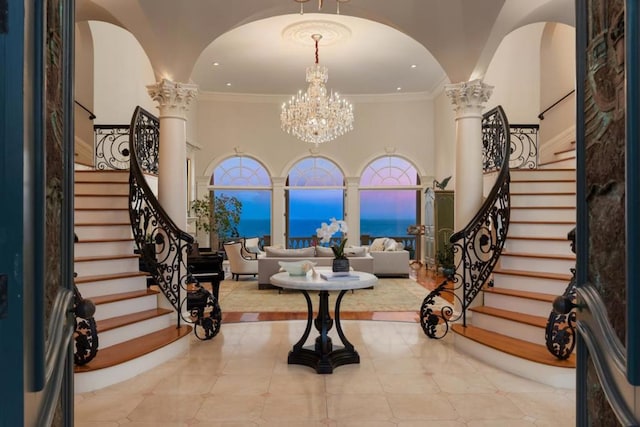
226 82 232 87
396 87 402 91
410 64 417 68
212 62 220 66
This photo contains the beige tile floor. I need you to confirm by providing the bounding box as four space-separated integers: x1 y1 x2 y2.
75 320 576 426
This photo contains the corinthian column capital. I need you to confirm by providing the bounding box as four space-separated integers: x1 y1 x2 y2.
147 78 198 119
445 79 493 117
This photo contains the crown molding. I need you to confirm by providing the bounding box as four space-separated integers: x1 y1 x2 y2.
198 90 435 104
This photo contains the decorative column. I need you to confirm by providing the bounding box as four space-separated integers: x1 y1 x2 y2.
345 177 360 246
147 78 198 229
271 177 286 248
445 79 493 233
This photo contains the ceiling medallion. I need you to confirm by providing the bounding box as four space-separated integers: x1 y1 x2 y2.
282 20 351 47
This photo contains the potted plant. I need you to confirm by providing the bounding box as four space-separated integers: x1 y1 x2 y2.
436 243 455 279
316 218 349 274
190 194 242 251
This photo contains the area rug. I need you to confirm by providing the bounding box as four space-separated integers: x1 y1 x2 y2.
217 277 437 313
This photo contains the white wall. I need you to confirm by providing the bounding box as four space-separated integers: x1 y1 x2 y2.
89 21 157 125
539 23 576 162
195 93 435 182
484 23 544 124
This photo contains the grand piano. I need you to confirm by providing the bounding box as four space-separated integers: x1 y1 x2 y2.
138 245 224 300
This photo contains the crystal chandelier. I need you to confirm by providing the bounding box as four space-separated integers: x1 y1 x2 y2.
280 34 354 146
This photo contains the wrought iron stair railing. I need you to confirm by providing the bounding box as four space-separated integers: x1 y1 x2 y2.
128 106 221 339
421 106 511 338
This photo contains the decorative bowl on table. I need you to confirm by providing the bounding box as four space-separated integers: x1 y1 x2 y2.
278 260 316 276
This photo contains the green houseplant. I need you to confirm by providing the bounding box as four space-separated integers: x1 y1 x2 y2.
436 243 455 279
190 194 242 250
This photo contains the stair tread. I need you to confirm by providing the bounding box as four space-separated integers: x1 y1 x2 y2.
75 207 129 211
75 237 134 243
452 324 575 368
501 251 575 261
74 271 148 285
484 286 556 302
510 178 575 183
89 288 159 305
511 191 575 195
511 206 575 210
554 147 577 155
76 180 130 184
75 193 128 197
511 219 575 224
507 235 571 242
74 325 192 372
511 167 575 172
470 305 547 328
97 308 173 333
539 156 576 166
75 254 139 262
493 268 572 281
75 222 131 226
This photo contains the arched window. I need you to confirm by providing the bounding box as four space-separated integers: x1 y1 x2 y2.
286 157 345 247
211 156 272 239
359 156 420 240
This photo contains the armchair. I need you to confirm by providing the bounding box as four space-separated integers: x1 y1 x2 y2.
223 241 258 281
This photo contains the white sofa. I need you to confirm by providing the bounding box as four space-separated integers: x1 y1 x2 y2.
257 246 374 289
365 237 411 278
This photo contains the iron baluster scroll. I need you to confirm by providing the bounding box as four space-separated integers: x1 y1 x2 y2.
545 227 577 359
73 285 99 365
129 106 221 339
421 106 511 338
94 125 131 171
508 124 539 169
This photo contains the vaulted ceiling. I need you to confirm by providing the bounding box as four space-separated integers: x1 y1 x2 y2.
76 0 574 96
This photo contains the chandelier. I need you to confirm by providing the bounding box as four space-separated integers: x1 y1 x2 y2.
280 34 354 146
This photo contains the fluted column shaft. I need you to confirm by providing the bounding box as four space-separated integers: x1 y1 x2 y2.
147 79 198 229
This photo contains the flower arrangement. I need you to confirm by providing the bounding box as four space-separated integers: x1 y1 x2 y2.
316 218 348 259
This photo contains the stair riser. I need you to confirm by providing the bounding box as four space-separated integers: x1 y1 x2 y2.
509 223 575 239
74 240 135 257
510 181 575 193
75 182 129 195
510 208 575 222
511 194 575 208
470 312 546 346
509 169 575 181
483 292 552 317
75 195 128 209
76 276 147 299
74 258 140 277
492 273 570 295
505 238 573 256
93 294 158 321
75 209 130 223
97 314 173 349
539 158 576 169
75 225 132 240
75 171 129 182
499 256 575 275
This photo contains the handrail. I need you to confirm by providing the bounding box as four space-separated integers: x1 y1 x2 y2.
420 106 511 339
74 100 96 120
538 90 575 120
128 106 222 338
129 106 193 316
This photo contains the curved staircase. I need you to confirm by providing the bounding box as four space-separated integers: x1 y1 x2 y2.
454 147 576 388
73 169 191 393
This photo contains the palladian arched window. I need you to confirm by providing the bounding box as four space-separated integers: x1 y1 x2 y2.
211 156 272 238
286 157 345 247
359 156 420 240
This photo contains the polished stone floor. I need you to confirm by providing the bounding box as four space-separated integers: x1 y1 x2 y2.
74 319 576 426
